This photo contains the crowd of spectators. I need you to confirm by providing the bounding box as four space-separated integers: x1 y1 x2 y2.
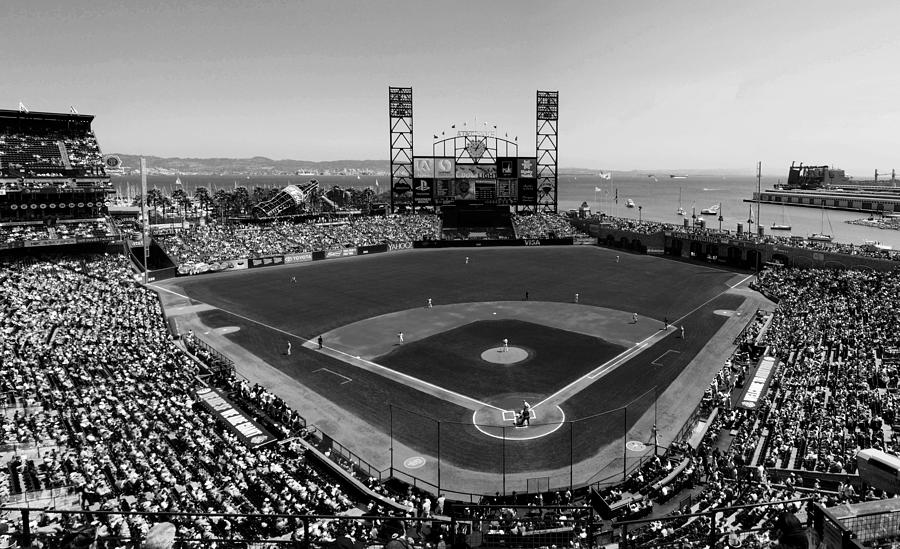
596 215 900 261
0 224 51 245
0 220 113 246
61 132 104 174
0 254 408 545
0 131 105 182
736 267 900 476
511 212 583 239
594 287 896 546
157 215 442 266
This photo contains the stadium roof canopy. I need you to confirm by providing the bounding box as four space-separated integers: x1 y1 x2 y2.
0 109 95 133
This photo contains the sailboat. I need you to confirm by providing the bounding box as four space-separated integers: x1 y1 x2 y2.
808 203 833 242
676 187 686 216
770 204 791 231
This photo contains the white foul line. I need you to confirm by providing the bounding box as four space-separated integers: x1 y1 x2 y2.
531 274 752 409
313 368 352 385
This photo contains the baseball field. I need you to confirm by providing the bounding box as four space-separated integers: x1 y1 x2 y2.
157 246 764 496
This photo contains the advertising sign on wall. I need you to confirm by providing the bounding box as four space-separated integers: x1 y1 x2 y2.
249 256 285 268
284 252 314 264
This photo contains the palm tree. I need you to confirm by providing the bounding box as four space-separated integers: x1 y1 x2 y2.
171 188 188 222
194 186 211 219
212 189 230 222
232 186 251 216
145 188 164 223
252 186 267 206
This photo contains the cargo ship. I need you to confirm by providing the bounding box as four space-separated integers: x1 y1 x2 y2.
746 162 900 214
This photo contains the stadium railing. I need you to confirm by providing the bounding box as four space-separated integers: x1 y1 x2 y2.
614 496 815 548
459 504 599 549
312 427 390 483
814 502 892 548
0 507 456 549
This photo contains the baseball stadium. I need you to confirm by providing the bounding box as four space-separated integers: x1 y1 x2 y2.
3 91 900 548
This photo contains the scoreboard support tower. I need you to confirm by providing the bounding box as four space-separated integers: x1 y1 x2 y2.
535 90 559 214
389 87 414 213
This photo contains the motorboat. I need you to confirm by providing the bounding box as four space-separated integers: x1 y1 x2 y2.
626 199 635 208
862 240 893 251
808 233 833 243
700 204 719 215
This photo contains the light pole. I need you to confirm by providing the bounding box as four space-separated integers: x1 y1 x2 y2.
638 205 642 223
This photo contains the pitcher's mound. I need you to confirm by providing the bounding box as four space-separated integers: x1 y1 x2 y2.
481 346 529 365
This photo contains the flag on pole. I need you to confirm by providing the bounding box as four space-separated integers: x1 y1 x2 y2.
615 189 618 204
599 171 612 180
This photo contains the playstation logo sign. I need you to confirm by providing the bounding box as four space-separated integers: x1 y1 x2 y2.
415 180 431 192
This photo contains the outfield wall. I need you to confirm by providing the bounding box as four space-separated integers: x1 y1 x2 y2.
581 222 900 272
166 239 575 277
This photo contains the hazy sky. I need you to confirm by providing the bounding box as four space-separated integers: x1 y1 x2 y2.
3 0 897 174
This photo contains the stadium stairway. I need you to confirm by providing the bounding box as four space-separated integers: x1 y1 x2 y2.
57 142 72 169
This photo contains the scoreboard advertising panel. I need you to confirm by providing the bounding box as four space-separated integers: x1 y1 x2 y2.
518 158 537 179
413 178 434 204
456 163 497 179
403 157 539 206
497 157 517 178
518 179 538 204
414 157 434 178
435 157 455 178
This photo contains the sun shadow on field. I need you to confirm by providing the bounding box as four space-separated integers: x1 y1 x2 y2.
376 319 626 403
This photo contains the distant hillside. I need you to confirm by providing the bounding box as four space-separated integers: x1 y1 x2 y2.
111 154 389 175
111 154 758 177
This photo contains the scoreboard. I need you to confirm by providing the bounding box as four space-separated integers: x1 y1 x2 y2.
401 155 538 208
